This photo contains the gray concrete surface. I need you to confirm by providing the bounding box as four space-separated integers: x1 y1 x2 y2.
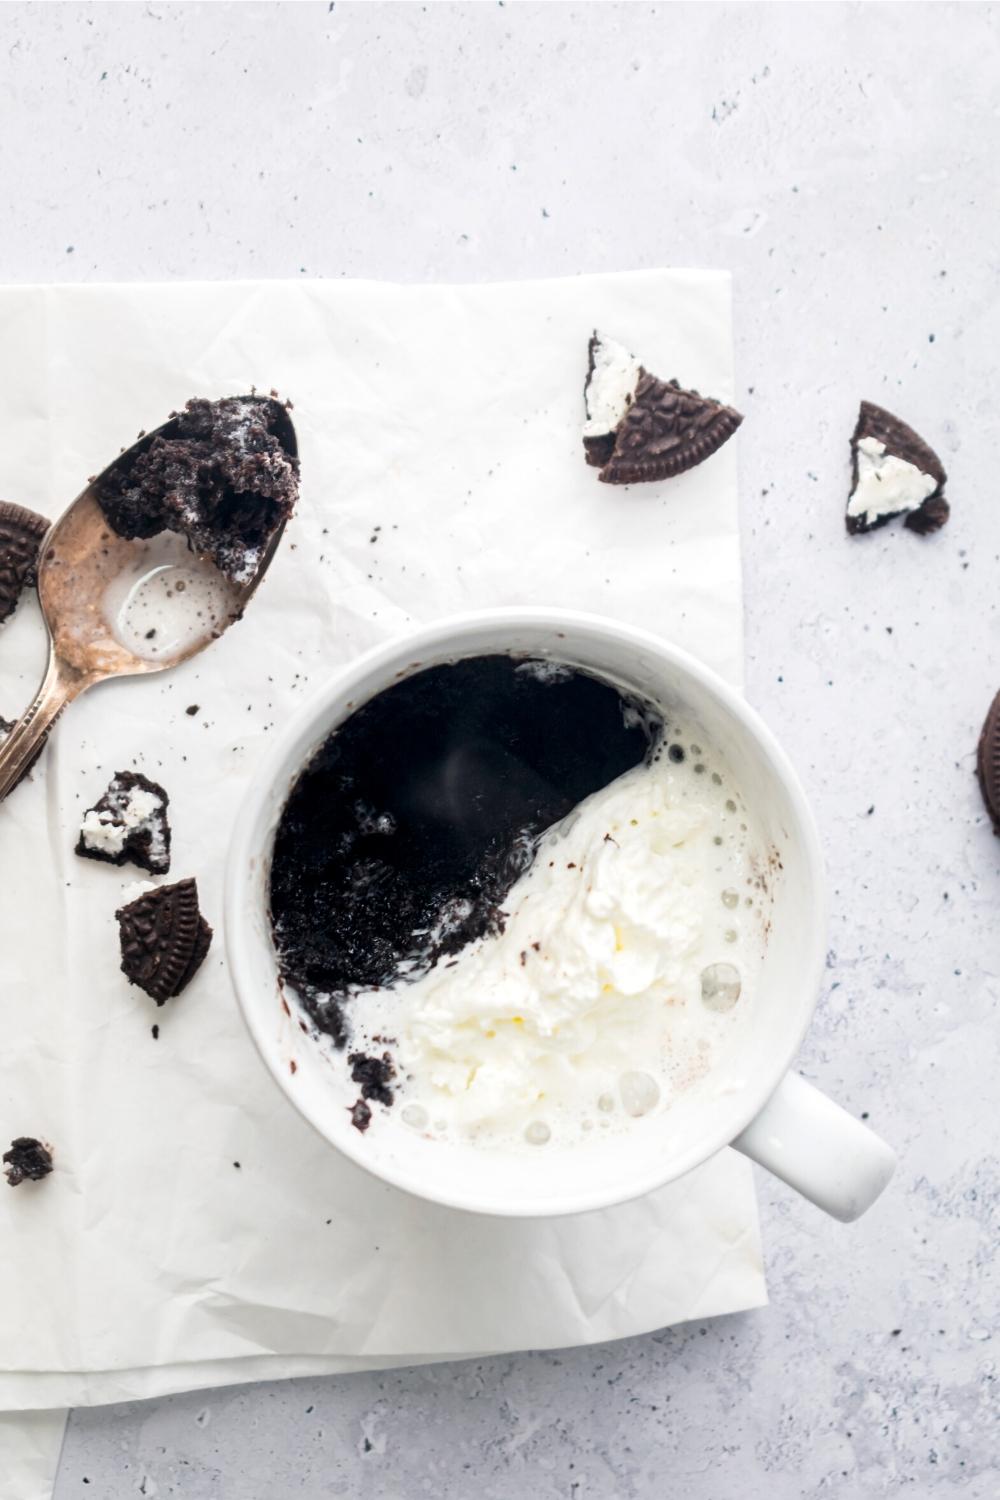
0 1 996 1494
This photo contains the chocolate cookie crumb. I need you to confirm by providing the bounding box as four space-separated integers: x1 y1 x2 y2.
846 401 948 535
94 395 299 584
116 878 213 1003
76 770 171 874
151 1024 159 1039
185 704 200 716
583 332 742 484
350 1099 372 1133
0 502 49 625
3 1136 53 1186
348 1051 396 1106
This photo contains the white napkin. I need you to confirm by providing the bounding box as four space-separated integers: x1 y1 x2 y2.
0 1413 66 1500
0 270 764 1415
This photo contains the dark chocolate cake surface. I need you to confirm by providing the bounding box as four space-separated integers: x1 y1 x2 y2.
269 655 659 1044
95 395 298 583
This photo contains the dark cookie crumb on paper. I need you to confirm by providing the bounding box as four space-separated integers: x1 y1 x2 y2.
3 1136 53 1186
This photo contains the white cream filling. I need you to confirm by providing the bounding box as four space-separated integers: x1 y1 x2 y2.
80 783 166 864
583 333 642 438
351 730 768 1148
120 878 158 904
848 436 937 525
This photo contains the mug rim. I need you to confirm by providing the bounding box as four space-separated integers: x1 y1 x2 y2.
225 607 828 1216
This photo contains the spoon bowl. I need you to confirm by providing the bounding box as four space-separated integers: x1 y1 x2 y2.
0 395 297 798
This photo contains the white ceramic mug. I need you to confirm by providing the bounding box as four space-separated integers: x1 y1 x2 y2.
226 609 896 1222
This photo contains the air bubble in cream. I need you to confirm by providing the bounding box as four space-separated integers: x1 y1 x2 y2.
619 1071 660 1117
701 963 742 1013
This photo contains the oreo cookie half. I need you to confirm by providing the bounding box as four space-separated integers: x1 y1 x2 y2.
0 502 49 625
976 688 1000 836
583 332 743 484
76 770 171 874
116 877 213 1003
846 401 948 535
3 1136 53 1186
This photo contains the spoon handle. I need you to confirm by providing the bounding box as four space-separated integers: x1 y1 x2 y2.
0 651 90 801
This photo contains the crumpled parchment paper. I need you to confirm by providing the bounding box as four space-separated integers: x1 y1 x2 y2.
0 270 763 1421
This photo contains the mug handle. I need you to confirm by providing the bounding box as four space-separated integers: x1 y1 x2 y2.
732 1072 896 1222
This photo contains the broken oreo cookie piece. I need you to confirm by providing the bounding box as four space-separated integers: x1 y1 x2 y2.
846 401 948 535
3 1136 53 1186
583 332 742 484
94 395 299 585
976 688 1000 835
116 877 213 1003
0 502 49 625
76 770 171 874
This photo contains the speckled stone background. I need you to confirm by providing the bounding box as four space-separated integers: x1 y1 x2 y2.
1 1 996 1494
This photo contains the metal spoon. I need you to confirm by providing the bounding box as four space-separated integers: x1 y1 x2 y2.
0 397 297 800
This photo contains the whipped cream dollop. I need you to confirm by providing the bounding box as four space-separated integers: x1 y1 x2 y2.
847 435 937 527
352 726 770 1148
